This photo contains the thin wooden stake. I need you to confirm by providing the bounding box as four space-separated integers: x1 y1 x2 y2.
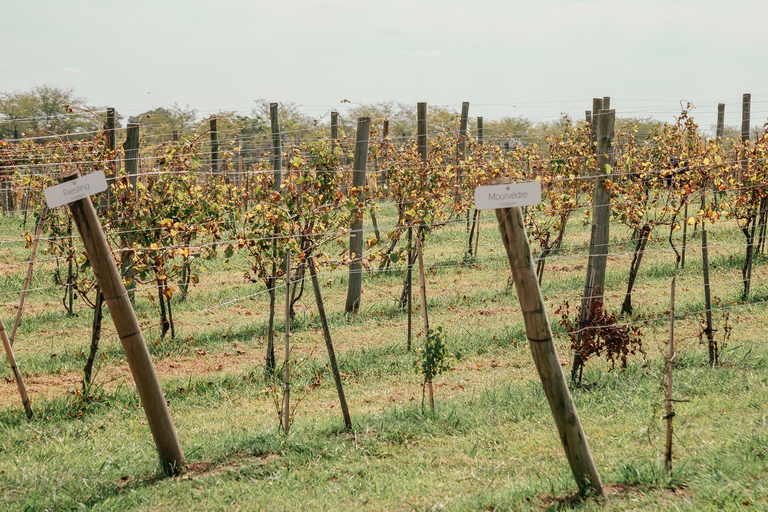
701 198 717 367
415 227 434 411
283 251 291 434
0 315 32 418
11 205 47 346
665 277 676 473
407 226 413 351
308 256 352 429
495 204 602 496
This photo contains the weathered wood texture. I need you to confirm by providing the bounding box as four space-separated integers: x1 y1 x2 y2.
60 171 185 475
495 204 602 496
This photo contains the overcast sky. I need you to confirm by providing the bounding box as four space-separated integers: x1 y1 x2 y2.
2 0 766 129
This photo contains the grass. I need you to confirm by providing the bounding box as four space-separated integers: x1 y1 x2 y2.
1 203 768 510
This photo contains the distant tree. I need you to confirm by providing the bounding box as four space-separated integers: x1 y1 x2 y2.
469 116 536 147
616 117 660 142
346 101 415 139
128 104 198 145
0 85 99 139
252 100 318 146
213 110 270 161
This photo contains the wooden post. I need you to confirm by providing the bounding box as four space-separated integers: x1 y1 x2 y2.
283 251 291 434
106 108 116 151
210 117 219 174
589 98 603 142
172 130 179 142
104 108 116 209
458 101 470 158
586 108 615 295
58 170 185 475
477 117 484 144
10 207 47 346
602 96 611 110
344 117 371 314
716 103 725 139
0 315 33 418
495 204 602 496
270 103 283 189
308 256 352 429
331 111 339 156
741 93 751 142
382 118 390 188
665 277 676 473
124 122 140 189
573 106 615 381
417 102 428 162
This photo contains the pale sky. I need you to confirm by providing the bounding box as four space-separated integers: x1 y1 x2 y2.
2 0 766 129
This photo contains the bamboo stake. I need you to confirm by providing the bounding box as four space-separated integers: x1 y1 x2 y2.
307 256 352 429
495 204 602 496
11 205 47 346
283 251 291 435
0 315 33 418
665 277 676 473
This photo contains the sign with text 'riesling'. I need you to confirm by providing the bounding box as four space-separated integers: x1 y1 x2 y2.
474 181 541 210
44 171 108 208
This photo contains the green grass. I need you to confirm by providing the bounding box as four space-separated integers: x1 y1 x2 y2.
1 203 768 510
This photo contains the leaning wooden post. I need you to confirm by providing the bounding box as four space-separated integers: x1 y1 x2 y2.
57 170 185 475
494 202 602 496
308 256 352 429
344 117 371 314
0 315 33 418
124 122 140 189
10 206 48 346
270 103 283 189
210 117 219 174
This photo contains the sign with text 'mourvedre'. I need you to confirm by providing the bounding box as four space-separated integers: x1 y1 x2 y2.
44 171 108 209
474 181 541 210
